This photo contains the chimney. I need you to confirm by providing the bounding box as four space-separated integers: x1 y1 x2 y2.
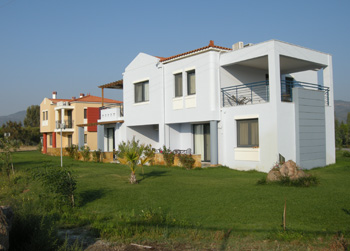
72 97 76 100
52 91 57 99
232 41 244 51
80 93 85 98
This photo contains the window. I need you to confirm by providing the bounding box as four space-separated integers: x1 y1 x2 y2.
43 111 45 120
237 119 259 147
46 111 48 120
84 108 87 119
43 111 48 121
84 134 87 144
134 81 149 103
174 73 183 97
187 70 196 95
68 135 73 147
49 135 52 146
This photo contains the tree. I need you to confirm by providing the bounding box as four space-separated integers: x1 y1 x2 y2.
0 137 20 179
24 105 40 127
1 121 23 142
335 119 342 148
116 138 147 184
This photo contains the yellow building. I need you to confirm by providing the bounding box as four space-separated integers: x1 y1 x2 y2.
40 91 122 153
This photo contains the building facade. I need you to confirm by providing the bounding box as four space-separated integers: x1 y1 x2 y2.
97 39 334 172
40 92 122 153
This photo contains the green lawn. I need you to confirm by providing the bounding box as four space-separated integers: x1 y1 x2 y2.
2 151 350 249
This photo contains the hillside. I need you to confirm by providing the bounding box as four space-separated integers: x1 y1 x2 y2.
334 100 350 123
0 110 26 126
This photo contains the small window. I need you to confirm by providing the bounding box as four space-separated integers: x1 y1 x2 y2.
43 111 45 121
237 119 259 147
174 73 183 97
68 135 73 147
49 135 52 146
46 111 48 120
84 134 87 144
134 81 149 103
187 70 196 95
84 108 87 119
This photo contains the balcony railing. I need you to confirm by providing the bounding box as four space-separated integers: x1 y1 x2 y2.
281 80 329 105
100 104 124 119
221 81 270 107
56 120 74 129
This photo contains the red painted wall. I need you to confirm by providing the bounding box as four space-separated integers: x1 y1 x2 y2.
52 132 56 148
43 133 47 154
87 107 100 132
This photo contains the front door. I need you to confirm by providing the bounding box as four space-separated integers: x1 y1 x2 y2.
193 124 210 162
107 128 115 152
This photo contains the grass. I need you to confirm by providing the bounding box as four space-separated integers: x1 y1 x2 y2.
1 150 350 250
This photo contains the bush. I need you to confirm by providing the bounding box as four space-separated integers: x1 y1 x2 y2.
35 166 77 207
161 146 175 167
257 175 319 187
178 154 195 169
342 151 350 157
80 146 90 162
92 149 102 162
65 145 79 159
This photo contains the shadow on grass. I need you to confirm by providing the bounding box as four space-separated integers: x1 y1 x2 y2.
342 208 350 216
78 189 106 206
139 170 169 183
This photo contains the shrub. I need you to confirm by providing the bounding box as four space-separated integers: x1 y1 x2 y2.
178 154 195 169
65 144 79 159
35 166 77 207
141 144 155 166
342 151 350 157
80 146 90 162
257 175 319 187
93 149 102 162
162 146 175 167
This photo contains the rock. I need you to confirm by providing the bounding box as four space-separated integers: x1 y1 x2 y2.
266 169 282 182
280 160 298 177
294 169 308 179
0 206 13 251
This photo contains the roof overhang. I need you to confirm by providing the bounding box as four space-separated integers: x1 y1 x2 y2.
98 80 123 89
76 120 124 127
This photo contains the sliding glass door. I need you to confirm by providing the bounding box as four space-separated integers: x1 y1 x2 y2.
193 124 210 162
107 128 115 152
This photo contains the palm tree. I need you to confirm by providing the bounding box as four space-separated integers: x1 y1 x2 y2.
117 138 145 184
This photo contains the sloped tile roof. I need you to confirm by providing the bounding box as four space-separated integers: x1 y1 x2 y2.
50 95 122 104
160 40 231 63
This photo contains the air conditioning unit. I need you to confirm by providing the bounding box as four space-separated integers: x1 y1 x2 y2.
232 41 244 51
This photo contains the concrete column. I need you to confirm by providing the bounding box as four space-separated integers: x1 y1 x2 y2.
78 126 84 149
97 124 104 151
52 132 56 148
61 109 65 124
43 133 47 154
210 120 218 165
323 55 336 165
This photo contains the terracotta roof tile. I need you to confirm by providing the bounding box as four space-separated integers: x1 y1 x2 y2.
72 94 122 104
50 95 122 104
160 40 231 63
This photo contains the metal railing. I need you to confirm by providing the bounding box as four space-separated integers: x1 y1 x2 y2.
221 81 270 107
280 80 330 105
56 120 74 129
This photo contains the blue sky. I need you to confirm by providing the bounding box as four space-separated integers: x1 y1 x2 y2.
0 0 349 116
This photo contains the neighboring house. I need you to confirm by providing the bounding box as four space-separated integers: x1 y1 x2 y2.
98 39 335 172
40 92 122 154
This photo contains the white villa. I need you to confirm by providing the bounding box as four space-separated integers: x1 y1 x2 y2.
97 39 335 172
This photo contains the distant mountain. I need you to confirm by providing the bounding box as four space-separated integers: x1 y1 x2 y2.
0 110 26 126
334 100 350 123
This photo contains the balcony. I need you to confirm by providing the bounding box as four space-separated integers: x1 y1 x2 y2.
99 105 124 123
221 81 270 107
280 80 329 105
55 120 74 130
221 80 330 107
